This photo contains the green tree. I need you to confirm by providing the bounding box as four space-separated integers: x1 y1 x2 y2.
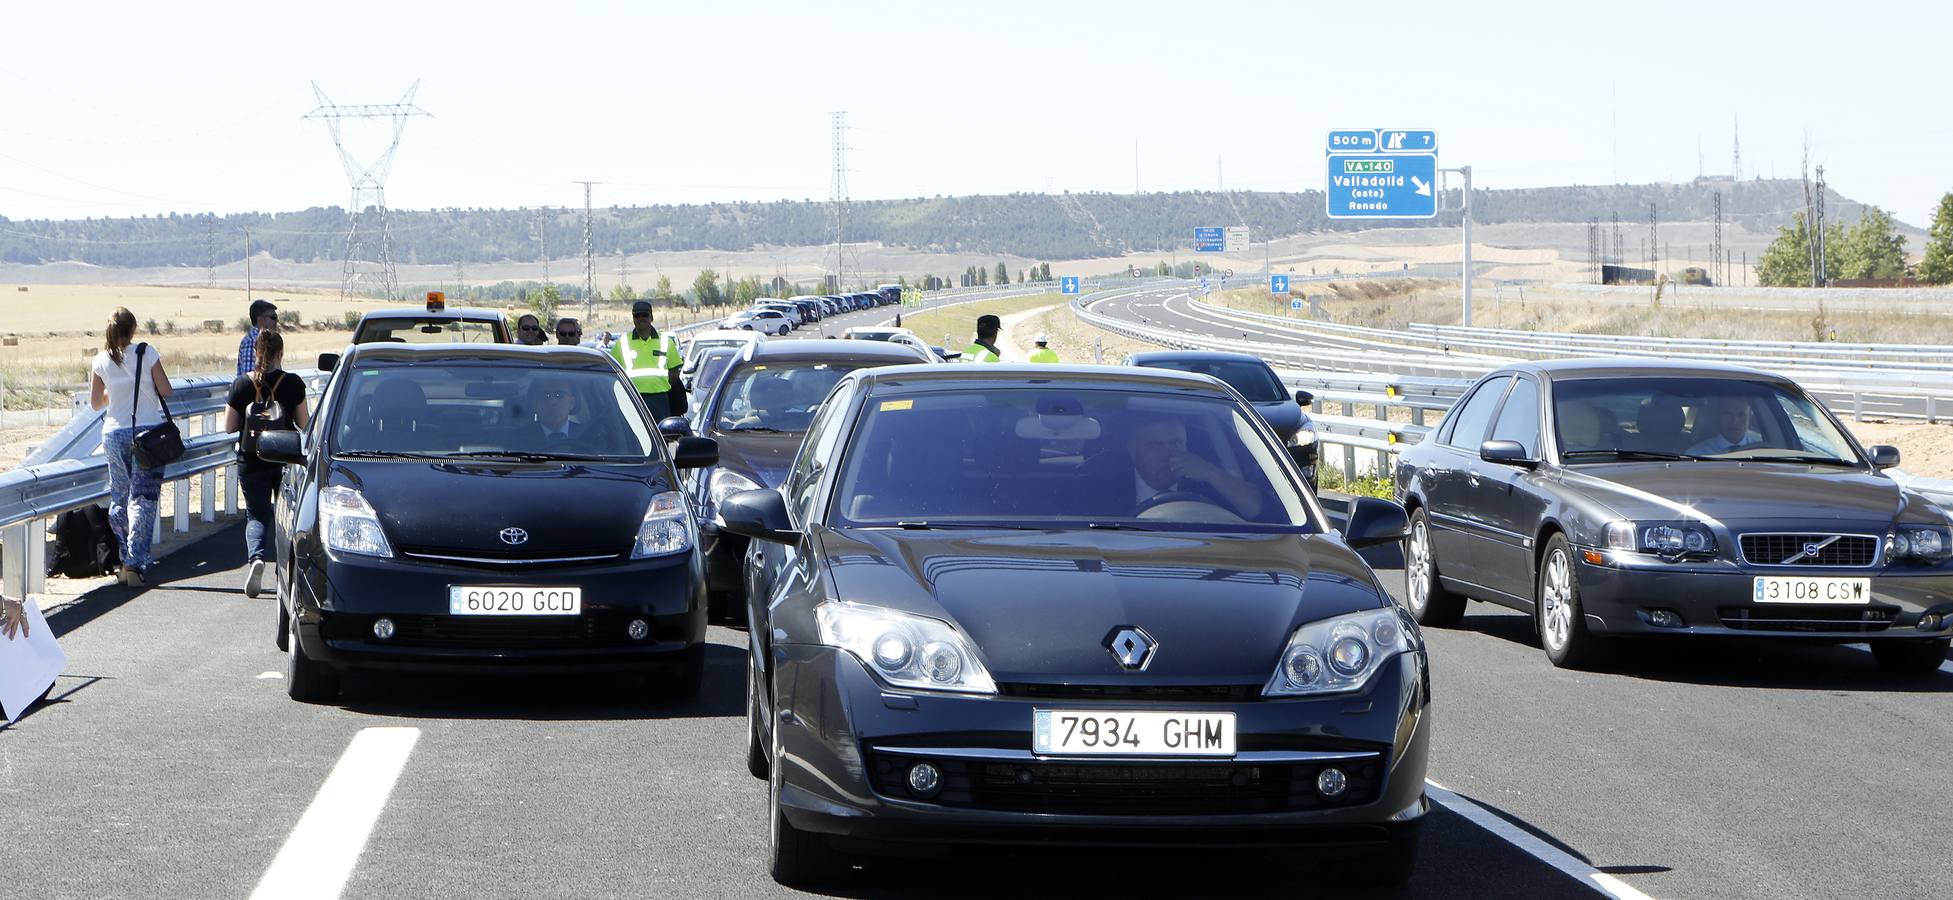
1921 192 1953 284
610 282 637 302
692 270 722 306
1756 213 1845 287
1154 260 1171 276
527 284 560 322
995 262 1009 284
653 274 674 301
1834 206 1908 280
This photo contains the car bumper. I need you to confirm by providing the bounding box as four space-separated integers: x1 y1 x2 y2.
1574 548 1953 641
770 645 1431 850
291 547 707 672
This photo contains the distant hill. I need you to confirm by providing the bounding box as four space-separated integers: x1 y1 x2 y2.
0 178 1878 268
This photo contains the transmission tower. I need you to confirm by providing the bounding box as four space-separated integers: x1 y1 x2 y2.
533 210 551 286
828 111 848 293
1814 166 1827 288
1587 218 1600 283
1649 203 1659 271
204 218 217 289
1611 212 1622 266
303 81 429 302
574 181 600 323
1712 192 1724 287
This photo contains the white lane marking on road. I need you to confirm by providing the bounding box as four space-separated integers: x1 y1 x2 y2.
1845 643 1953 673
255 671 284 680
1425 780 1657 900
250 727 421 900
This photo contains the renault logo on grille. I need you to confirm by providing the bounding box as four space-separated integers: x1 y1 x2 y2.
500 527 529 546
1104 626 1157 671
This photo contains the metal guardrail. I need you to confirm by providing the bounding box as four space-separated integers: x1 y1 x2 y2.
1 370 329 600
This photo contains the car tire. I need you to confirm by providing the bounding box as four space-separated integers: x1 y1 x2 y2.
746 664 769 780
1537 535 1603 669
1404 509 1466 627
285 612 340 703
768 729 845 886
1871 638 1950 675
648 645 705 701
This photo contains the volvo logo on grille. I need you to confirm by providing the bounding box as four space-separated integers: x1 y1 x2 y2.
1803 542 1822 558
500 527 529 546
1104 626 1157 671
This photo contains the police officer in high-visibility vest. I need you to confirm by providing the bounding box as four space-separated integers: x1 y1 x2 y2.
611 300 688 420
1028 333 1060 364
963 314 1004 363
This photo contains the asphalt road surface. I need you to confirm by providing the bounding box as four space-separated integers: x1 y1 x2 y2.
12 517 1950 898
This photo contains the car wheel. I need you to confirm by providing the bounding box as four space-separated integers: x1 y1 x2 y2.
1871 638 1950 675
768 725 845 886
1404 509 1466 627
746 663 769 779
285 612 340 703
1537 535 1603 669
648 644 705 701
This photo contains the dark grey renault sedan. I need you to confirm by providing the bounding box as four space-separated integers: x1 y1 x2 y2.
1396 359 1951 672
721 364 1428 887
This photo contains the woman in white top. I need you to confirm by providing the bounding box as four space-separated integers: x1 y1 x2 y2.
88 307 173 586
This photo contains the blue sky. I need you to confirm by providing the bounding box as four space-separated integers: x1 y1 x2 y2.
4 0 1949 226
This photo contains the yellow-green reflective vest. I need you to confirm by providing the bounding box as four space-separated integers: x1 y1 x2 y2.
1028 347 1060 364
962 342 1003 363
611 331 683 393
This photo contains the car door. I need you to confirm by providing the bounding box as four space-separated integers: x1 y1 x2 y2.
748 380 857 630
1422 375 1511 590
1475 376 1549 603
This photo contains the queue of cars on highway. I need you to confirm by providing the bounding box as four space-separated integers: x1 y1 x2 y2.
242 289 1950 888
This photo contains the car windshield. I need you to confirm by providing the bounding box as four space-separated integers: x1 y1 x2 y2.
692 349 739 395
331 363 657 458
1138 359 1287 403
354 318 501 344
1553 376 1859 465
711 362 859 434
833 388 1315 530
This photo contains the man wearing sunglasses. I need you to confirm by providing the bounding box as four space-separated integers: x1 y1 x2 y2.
609 300 687 420
514 314 549 346
554 317 586 346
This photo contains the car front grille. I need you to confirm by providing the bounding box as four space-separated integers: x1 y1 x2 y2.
865 751 1381 816
1739 533 1879 568
996 683 1260 703
325 613 649 649
397 544 624 568
1717 606 1896 632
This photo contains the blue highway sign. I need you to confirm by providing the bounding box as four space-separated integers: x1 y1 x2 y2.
1378 129 1437 152
1327 130 1378 153
1193 227 1225 253
1291 298 1304 310
1060 276 1081 295
1326 152 1438 219
1271 274 1290 294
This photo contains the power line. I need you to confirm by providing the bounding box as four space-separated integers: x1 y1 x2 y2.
303 81 430 302
574 181 601 323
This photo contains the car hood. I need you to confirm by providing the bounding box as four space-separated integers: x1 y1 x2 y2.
331 459 663 555
708 431 801 488
818 527 1388 685
1563 462 1910 525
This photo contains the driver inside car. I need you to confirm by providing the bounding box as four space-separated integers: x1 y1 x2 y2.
723 376 796 431
1081 417 1264 519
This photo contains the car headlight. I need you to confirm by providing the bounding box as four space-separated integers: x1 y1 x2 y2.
1293 425 1319 447
815 602 997 695
632 490 695 558
1602 520 1716 559
321 485 393 559
1888 525 1953 563
705 470 761 524
1263 608 1418 697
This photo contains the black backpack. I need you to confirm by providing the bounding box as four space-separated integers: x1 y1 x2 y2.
46 505 121 578
238 371 289 459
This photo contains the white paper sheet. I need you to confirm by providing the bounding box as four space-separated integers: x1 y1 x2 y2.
1 600 65 724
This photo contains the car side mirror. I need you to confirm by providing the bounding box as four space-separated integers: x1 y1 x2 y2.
658 416 692 438
1294 390 1314 406
1479 439 1540 469
255 429 306 466
671 436 718 470
719 488 800 544
317 352 339 373
1343 497 1410 550
1868 444 1901 470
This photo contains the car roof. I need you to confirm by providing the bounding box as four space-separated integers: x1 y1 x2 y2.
737 339 926 364
345 342 618 368
356 306 505 322
855 363 1236 395
1507 357 1788 383
1126 350 1273 367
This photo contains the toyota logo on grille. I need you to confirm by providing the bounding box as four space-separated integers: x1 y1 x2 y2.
500 527 529 546
1104 626 1157 671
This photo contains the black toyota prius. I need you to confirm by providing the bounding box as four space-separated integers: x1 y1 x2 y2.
721 363 1428 887
257 343 718 703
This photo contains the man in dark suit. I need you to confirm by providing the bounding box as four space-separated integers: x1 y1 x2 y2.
1078 417 1264 520
527 376 583 445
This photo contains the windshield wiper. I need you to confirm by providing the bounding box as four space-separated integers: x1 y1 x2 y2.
722 426 791 434
1087 521 1166 531
1739 454 1858 466
1562 449 1703 462
431 450 615 462
334 450 446 459
884 521 1043 531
